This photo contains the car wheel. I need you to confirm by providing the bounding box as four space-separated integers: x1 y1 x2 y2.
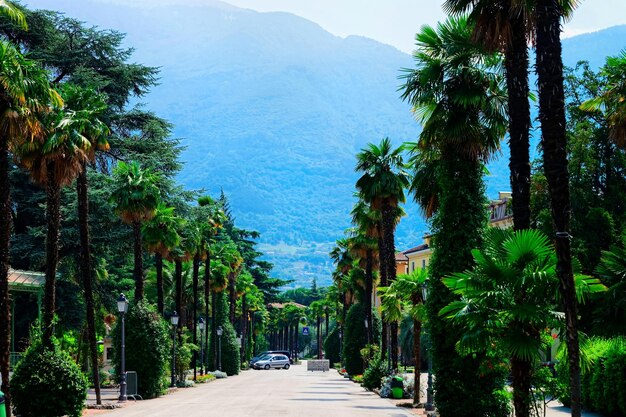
264 364 270 370
284 364 290 370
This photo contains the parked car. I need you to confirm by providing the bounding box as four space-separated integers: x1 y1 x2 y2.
253 354 290 370
250 350 291 367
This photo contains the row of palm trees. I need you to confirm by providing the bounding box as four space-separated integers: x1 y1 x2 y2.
327 2 622 416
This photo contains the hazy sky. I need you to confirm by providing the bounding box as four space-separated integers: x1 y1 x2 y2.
90 0 626 53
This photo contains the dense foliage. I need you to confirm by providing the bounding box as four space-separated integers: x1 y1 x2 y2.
556 338 626 416
112 301 170 398
208 292 240 375
362 353 388 390
342 303 381 375
323 326 341 366
11 343 87 417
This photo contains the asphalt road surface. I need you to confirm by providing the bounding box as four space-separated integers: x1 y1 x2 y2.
101 362 414 417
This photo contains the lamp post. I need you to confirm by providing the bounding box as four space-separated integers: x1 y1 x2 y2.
198 317 205 375
217 326 223 372
117 293 129 402
170 311 179 387
421 283 434 412
364 317 370 345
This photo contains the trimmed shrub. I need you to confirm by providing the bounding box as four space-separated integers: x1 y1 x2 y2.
324 326 341 366
362 353 388 390
11 343 87 417
112 300 170 398
342 303 381 376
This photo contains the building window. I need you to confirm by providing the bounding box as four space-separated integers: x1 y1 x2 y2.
422 260 426 269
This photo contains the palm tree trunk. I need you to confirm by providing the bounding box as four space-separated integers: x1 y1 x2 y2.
204 252 210 369
211 290 217 370
511 358 533 417
505 12 532 231
175 259 183 329
43 161 60 348
324 310 329 339
132 221 144 300
413 318 421 406
156 253 164 315
192 253 200 380
377 231 388 361
77 167 101 404
365 248 373 344
241 296 247 363
0 132 13 416
317 315 322 359
536 1 581 416
228 272 236 323
381 199 398 369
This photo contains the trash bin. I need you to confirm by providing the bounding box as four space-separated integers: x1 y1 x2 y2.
0 388 6 417
390 376 404 399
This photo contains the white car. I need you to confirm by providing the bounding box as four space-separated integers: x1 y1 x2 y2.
253 354 290 370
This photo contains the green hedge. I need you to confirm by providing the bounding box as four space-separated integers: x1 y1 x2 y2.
324 326 341 366
11 343 87 417
112 300 170 398
557 337 626 416
342 303 381 375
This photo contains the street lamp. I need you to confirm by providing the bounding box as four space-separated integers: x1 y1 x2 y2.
170 311 179 388
117 293 129 402
216 326 223 372
421 283 434 412
198 317 205 375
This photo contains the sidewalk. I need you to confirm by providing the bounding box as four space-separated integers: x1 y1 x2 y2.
546 402 604 417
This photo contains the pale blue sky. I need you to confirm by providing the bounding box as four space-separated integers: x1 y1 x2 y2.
86 0 626 53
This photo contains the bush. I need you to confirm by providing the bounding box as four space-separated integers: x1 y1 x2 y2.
196 374 216 383
175 331 197 384
342 303 381 376
324 326 341 366
362 353 388 390
208 292 240 375
556 337 626 416
11 343 87 417
112 300 170 398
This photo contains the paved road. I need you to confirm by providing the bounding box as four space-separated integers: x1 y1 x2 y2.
101 362 414 417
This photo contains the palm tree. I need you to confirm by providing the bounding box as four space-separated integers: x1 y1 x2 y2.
109 161 160 300
355 138 408 369
142 203 182 314
308 300 326 359
400 16 507 416
198 195 226 364
15 86 95 347
581 50 626 148
0 7 54 410
535 1 582 414
379 269 428 406
61 84 109 405
350 199 380 343
441 229 606 417
443 0 533 231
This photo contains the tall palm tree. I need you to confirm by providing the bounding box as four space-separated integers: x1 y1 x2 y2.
15 86 94 347
535 1 582 414
60 84 109 405
109 161 160 300
142 203 182 314
198 195 225 364
400 16 507 416
441 229 606 417
0 14 55 413
443 0 533 231
379 269 428 406
350 199 380 343
355 137 408 369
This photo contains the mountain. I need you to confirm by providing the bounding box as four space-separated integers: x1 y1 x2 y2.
23 0 626 286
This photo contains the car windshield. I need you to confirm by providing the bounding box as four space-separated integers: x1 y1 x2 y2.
258 354 272 361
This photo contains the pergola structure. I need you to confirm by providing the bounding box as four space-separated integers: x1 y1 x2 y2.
8 268 44 367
